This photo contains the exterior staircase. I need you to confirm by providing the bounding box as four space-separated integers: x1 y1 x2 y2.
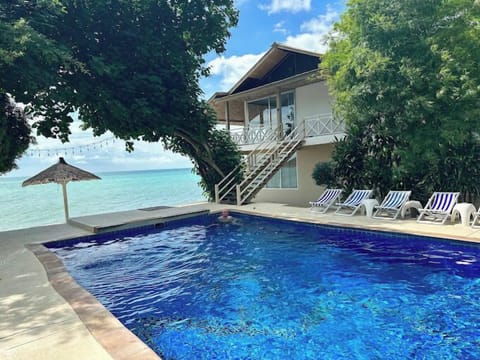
215 124 305 205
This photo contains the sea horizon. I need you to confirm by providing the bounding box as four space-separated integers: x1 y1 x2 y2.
1 166 195 180
0 168 206 232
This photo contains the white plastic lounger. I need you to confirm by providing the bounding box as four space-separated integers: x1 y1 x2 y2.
417 192 460 225
373 190 412 220
471 208 480 228
309 188 343 214
335 189 373 216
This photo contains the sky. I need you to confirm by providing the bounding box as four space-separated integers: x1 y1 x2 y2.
5 0 344 178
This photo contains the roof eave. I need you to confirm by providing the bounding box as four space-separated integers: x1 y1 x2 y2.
211 69 323 103
227 42 322 95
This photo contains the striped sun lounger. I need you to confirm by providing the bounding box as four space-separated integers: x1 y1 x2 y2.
309 188 343 214
335 189 373 216
417 192 460 225
373 191 411 220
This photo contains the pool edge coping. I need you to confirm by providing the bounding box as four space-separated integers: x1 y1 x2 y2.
26 243 162 360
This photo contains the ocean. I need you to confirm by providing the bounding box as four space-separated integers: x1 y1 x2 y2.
0 168 206 232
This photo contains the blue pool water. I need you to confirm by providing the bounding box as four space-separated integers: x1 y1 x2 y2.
49 214 480 359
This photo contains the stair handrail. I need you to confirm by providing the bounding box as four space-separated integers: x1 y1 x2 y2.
219 128 277 191
238 130 304 204
245 127 281 171
215 127 279 203
238 122 304 189
244 130 282 173
237 122 305 204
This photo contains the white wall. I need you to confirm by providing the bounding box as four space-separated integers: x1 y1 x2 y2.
295 82 332 124
253 144 334 206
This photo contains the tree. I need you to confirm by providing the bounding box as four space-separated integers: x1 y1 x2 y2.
0 1 75 173
311 161 337 188
168 124 243 197
329 123 400 198
322 0 480 202
0 94 34 173
1 0 241 199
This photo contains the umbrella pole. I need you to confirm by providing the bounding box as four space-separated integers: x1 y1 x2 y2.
61 181 69 222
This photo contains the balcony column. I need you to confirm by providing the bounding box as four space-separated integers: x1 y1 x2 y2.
276 90 282 139
243 100 250 144
224 101 231 130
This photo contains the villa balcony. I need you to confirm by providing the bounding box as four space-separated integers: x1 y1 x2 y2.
229 113 345 148
303 113 345 138
229 126 277 146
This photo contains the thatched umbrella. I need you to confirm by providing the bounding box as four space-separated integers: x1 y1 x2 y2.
22 157 101 222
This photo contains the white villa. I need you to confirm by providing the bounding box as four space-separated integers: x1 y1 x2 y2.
209 43 345 206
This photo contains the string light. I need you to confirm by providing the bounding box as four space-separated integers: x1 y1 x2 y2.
26 136 116 158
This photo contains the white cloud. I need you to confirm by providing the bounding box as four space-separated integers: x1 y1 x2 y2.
207 52 265 91
234 0 250 6
283 6 339 53
300 8 338 33
273 21 288 35
7 119 193 177
205 7 340 95
260 0 311 14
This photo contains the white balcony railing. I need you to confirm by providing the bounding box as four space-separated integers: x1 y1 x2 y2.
229 126 277 146
230 113 344 146
304 113 345 138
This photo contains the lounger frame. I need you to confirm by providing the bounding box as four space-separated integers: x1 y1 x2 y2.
471 210 480 228
373 191 411 220
417 192 460 225
309 188 343 214
334 189 373 216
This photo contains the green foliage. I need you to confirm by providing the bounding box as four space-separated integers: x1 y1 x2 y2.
312 161 337 187
330 131 366 194
322 0 480 201
0 95 34 174
331 123 401 198
0 0 241 199
0 1 75 171
428 137 480 202
0 1 75 101
30 0 239 144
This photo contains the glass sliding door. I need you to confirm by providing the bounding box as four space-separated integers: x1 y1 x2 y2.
246 91 293 132
247 96 277 128
280 91 295 135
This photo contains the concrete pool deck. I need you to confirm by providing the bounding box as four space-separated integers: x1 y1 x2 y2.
1 201 480 359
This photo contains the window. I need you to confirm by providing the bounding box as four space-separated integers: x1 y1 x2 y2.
247 96 277 128
266 154 297 188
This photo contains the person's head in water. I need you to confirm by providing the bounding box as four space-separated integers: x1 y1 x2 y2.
218 209 233 223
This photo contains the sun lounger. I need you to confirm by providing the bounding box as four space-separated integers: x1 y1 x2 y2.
309 188 343 213
417 192 460 225
335 189 373 216
373 191 412 220
471 207 480 228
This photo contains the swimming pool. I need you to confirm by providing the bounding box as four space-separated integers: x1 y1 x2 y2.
49 214 480 359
